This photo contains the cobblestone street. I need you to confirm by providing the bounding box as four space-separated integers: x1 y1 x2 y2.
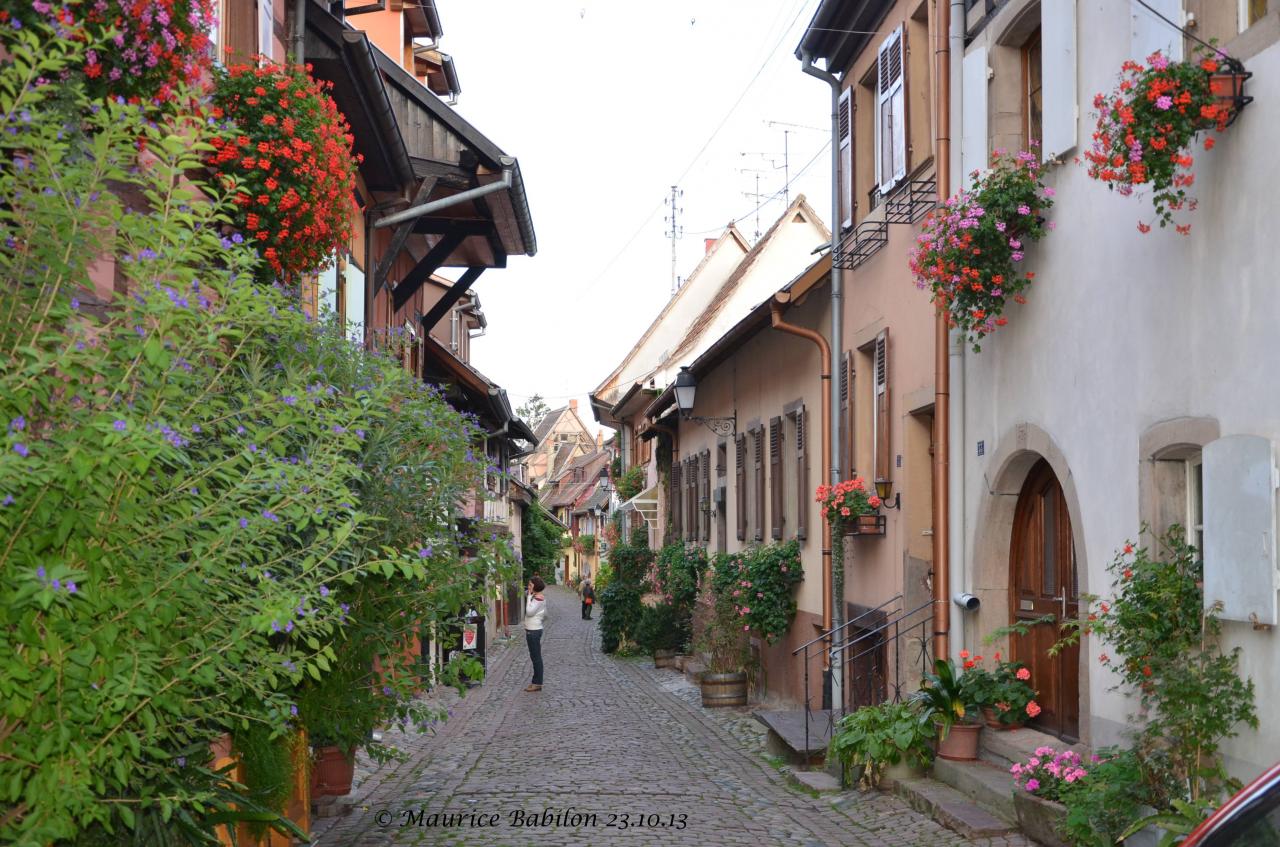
311 588 1031 847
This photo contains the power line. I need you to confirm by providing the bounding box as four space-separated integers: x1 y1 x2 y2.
684 138 830 236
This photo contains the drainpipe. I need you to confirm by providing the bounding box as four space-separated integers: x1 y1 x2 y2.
293 0 306 63
769 299 833 648
947 0 966 662
373 165 514 229
932 0 955 665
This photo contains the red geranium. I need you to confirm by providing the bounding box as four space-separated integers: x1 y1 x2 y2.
1084 50 1229 233
208 59 360 282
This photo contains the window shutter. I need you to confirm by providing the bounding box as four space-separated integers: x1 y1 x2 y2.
770 417 784 540
1043 0 1079 161
961 45 989 181
689 455 699 542
670 460 682 539
877 26 906 193
1130 0 1182 63
795 407 808 541
1203 435 1278 625
257 0 274 61
838 87 853 229
747 432 757 545
225 0 256 64
736 435 747 541
840 351 855 479
874 329 891 483
700 448 711 543
683 457 694 542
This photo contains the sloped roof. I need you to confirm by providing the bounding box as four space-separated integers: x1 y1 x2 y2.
542 451 610 510
665 194 829 365
532 406 567 443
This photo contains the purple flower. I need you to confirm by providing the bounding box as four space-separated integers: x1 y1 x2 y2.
13 443 29 458
36 566 46 580
1155 95 1173 110
271 620 282 633
332 425 344 434
382 686 393 696
262 510 278 522
285 620 294 632
995 221 1007 232
290 705 298 717
419 547 432 559
282 395 297 406
10 416 25 431
113 420 127 431
249 444 258 453
67 581 77 593
320 585 330 597
239 518 249 529
1017 204 1031 215
340 603 350 614
1025 778 1040 792
1 494 12 506
70 298 80 310
176 756 186 767
52 579 61 590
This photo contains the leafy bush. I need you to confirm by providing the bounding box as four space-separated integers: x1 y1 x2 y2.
615 466 646 501
598 526 650 654
650 543 708 651
1057 747 1146 847
958 652 1038 726
0 25 503 843
711 542 803 644
521 501 564 583
693 554 752 673
829 702 934 787
636 602 685 653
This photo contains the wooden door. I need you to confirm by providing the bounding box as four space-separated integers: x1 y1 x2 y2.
1009 460 1080 741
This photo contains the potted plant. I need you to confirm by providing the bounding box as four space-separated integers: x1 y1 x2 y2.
638 600 684 668
1011 746 1091 847
693 575 750 707
913 657 982 760
1084 50 1240 234
829 701 934 788
817 477 881 611
959 651 1039 730
910 148 1054 352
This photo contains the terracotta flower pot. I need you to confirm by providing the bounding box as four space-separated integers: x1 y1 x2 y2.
1013 790 1070 847
981 707 1024 731
936 722 981 761
310 746 355 797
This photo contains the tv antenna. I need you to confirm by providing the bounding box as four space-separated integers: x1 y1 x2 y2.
737 167 772 242
663 185 684 294
764 120 827 205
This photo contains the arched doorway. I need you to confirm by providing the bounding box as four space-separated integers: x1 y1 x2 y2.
1009 459 1080 742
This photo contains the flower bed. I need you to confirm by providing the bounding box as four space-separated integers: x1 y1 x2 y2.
208 60 359 282
910 149 1054 352
1084 50 1231 233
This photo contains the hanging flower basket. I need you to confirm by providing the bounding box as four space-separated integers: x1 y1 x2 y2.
208 60 360 283
909 149 1054 352
11 0 216 107
1084 50 1244 234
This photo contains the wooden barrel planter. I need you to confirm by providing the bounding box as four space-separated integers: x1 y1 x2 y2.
699 671 748 707
653 649 678 669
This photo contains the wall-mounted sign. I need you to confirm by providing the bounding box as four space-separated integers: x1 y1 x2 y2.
977 440 985 457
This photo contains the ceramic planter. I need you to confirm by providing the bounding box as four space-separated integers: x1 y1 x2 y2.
1013 790 1070 847
310 746 355 798
936 722 981 761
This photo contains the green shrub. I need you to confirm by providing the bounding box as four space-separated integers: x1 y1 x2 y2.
1058 747 1146 847
829 702 934 787
636 602 685 653
615 466 646 501
710 542 803 644
599 527 650 653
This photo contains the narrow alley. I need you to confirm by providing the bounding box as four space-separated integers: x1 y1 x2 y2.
312 588 1029 847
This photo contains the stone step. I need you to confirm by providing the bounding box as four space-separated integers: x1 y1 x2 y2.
979 724 1090 771
793 770 842 793
753 709 833 767
891 777 1019 840
931 756 1017 823
683 659 706 684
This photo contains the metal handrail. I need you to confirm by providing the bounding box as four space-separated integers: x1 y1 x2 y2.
831 598 934 657
792 594 903 655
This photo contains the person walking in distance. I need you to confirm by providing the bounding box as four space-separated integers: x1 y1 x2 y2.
524 576 547 692
580 578 595 620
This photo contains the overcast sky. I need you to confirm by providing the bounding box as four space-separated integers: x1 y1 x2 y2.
442 1 832 431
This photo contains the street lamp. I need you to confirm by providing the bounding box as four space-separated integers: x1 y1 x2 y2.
874 478 901 510
674 367 736 438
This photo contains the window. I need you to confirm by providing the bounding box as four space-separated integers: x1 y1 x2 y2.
876 26 907 194
1241 0 1269 31
345 259 366 343
1187 456 1204 554
258 0 274 63
1023 29 1043 156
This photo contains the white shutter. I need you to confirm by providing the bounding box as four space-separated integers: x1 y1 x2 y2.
960 46 988 184
1130 0 1183 63
258 0 274 62
344 259 366 341
318 262 338 318
1203 434 1278 625
876 26 905 193
1042 0 1078 161
838 87 853 229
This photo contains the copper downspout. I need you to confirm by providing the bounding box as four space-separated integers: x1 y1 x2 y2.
932 0 953 663
770 300 833 638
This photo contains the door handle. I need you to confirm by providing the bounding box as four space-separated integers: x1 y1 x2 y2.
1051 593 1067 620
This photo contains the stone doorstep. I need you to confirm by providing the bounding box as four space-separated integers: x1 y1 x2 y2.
891 776 1020 840
792 769 843 793
931 756 1018 823
979 724 1090 771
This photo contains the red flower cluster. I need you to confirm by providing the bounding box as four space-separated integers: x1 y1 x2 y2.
208 60 360 282
908 149 1054 352
816 477 879 526
1084 51 1229 233
12 0 215 106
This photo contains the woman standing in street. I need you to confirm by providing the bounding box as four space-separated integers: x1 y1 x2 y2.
524 576 547 692
580 578 595 620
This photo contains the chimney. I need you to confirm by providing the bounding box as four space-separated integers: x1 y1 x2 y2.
704 238 716 255
596 431 603 449
569 399 578 411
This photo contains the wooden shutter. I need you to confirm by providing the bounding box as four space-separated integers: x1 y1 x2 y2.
700 448 711 543
877 26 906 192
770 417 784 540
735 435 747 541
795 407 808 541
225 0 256 64
747 432 757 545
838 87 853 229
1044 0 1079 160
840 351 854 479
961 45 989 180
687 456 698 542
670 460 682 539
874 329 891 483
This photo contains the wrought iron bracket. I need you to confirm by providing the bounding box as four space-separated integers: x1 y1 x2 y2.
834 219 888 270
885 178 937 225
689 416 735 438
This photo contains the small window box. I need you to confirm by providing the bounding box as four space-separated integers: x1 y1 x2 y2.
843 513 887 537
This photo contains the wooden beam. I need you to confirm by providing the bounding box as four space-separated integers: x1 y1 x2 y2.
374 175 438 296
409 157 472 188
392 232 464 312
419 267 484 335
411 218 493 236
470 191 509 269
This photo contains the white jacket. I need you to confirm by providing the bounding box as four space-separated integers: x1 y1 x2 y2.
525 594 547 631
